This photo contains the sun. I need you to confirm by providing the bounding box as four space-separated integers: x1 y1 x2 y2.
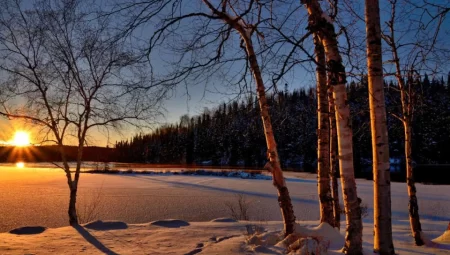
12 131 31 147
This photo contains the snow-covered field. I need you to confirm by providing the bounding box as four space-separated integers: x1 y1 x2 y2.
1 165 450 254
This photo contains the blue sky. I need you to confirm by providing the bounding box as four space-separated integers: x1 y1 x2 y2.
0 0 448 146
146 0 450 127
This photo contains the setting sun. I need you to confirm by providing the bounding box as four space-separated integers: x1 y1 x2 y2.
16 162 25 168
12 131 30 147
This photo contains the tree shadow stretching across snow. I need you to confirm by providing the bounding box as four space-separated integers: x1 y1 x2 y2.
74 225 119 255
392 211 450 222
284 177 316 184
8 226 46 235
393 247 436 255
363 208 450 224
122 175 318 205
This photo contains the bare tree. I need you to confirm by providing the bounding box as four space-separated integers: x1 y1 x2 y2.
302 0 363 253
314 34 334 226
0 0 166 225
328 77 341 230
200 0 297 236
114 0 298 236
262 0 345 231
381 0 450 246
365 0 395 253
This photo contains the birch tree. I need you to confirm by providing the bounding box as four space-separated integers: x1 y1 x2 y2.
382 0 450 246
268 1 343 230
328 77 341 230
365 0 396 253
200 0 297 236
302 0 363 253
0 0 166 225
314 35 334 226
115 0 298 236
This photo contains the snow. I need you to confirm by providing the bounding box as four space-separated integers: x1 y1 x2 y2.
8 226 47 235
1 220 450 254
150 219 190 228
390 158 402 165
210 217 238 223
86 168 273 180
84 220 128 231
1 166 450 254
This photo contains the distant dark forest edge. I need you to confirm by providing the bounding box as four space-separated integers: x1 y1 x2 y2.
2 77 449 184
0 146 114 163
115 76 450 184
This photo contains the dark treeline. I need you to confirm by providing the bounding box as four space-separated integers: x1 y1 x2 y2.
115 74 450 178
0 146 114 163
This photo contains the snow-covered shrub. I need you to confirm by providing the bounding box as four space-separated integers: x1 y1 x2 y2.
76 185 104 224
225 193 252 221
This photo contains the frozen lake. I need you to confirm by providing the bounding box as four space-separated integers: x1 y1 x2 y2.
0 164 449 233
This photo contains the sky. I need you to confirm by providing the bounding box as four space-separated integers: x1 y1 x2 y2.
0 0 448 147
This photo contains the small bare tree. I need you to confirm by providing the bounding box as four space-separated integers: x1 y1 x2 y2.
225 193 252 221
381 0 450 246
77 184 104 224
0 0 167 225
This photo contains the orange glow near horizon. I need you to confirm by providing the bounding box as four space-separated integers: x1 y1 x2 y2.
11 131 31 147
16 162 25 168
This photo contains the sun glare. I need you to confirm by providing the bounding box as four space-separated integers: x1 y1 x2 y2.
16 162 25 168
12 131 30 147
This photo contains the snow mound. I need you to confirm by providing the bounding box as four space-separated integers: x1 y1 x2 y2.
251 245 279 253
8 226 46 235
247 231 282 246
199 235 246 254
288 237 328 255
83 220 128 231
309 222 344 250
210 217 238 223
271 223 342 253
245 224 337 254
433 229 450 244
150 219 190 228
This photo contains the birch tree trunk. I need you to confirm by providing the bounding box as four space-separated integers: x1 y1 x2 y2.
397 37 424 249
365 1 395 253
386 4 425 243
332 79 363 254
68 181 78 226
58 143 79 225
314 34 334 226
404 120 423 245
328 80 341 230
304 1 363 253
201 0 297 236
243 35 296 236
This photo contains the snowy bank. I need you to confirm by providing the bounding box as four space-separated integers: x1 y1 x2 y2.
2 219 450 255
85 169 273 180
